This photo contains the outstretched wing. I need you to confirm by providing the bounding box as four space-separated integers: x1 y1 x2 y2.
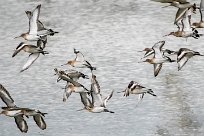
21 53 40 72
103 90 114 107
29 5 41 35
33 114 46 130
63 83 72 102
79 92 92 108
178 56 189 71
0 84 16 107
14 115 28 133
154 63 163 77
152 41 165 58
174 8 188 24
25 10 46 31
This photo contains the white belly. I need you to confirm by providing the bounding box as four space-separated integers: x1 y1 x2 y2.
26 34 40 41
91 107 104 113
6 110 22 117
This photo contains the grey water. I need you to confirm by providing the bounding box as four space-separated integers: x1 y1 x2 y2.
0 0 204 135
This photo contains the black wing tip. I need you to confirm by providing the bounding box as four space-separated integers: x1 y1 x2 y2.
37 4 41 8
91 67 96 71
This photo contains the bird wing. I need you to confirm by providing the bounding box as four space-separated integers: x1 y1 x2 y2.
123 87 130 97
90 84 103 107
182 13 191 32
63 83 72 102
103 90 114 107
200 0 204 22
178 55 189 71
25 10 46 31
201 0 204 10
154 63 163 77
21 53 40 72
37 37 47 50
12 43 27 57
25 11 32 19
79 92 92 108
143 50 154 58
174 8 188 24
29 5 41 35
90 92 103 107
177 48 190 61
14 115 28 133
33 114 46 130
0 84 16 107
37 20 46 31
91 75 101 94
152 41 165 58
74 49 85 61
90 74 103 106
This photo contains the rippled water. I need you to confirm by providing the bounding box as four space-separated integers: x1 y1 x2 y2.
0 0 204 135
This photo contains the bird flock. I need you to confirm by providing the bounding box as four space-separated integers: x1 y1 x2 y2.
1 0 204 133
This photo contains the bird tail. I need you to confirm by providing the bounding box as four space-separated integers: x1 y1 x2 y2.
41 51 49 55
90 66 96 71
147 89 157 97
104 109 114 113
48 29 59 36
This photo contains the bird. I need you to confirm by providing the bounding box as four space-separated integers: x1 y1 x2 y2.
79 92 92 110
138 48 177 59
64 69 89 81
85 73 114 113
19 108 47 130
12 42 49 58
1 107 47 130
163 7 200 39
62 82 90 102
152 0 196 30
61 48 96 71
25 9 59 36
192 0 204 28
0 84 16 107
0 109 28 133
0 84 47 132
122 81 156 98
54 69 90 102
15 5 42 41
12 42 49 72
0 84 28 133
12 41 49 72
152 0 199 39
164 27 201 39
140 41 175 77
177 48 204 70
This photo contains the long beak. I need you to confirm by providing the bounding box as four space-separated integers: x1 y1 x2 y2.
76 108 86 111
163 33 170 37
12 50 18 57
84 75 89 79
57 77 61 82
162 5 170 8
138 60 146 63
137 50 144 52
117 90 125 93
61 63 67 66
14 36 21 39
